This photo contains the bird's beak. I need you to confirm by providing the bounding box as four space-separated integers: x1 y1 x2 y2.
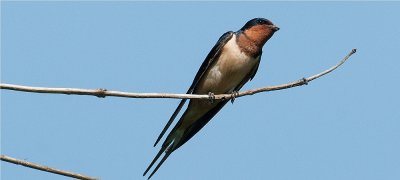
272 25 280 32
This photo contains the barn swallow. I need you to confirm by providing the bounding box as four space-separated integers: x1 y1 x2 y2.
143 18 279 179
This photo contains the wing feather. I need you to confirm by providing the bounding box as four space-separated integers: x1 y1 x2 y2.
153 31 234 146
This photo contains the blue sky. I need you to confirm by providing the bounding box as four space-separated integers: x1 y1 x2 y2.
1 2 400 180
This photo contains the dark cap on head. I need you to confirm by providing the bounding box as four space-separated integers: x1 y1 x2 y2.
240 18 279 31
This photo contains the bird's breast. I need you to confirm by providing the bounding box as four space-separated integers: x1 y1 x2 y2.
180 34 260 128
197 34 259 94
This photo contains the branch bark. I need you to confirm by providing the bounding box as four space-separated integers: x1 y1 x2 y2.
0 49 356 100
1 154 98 180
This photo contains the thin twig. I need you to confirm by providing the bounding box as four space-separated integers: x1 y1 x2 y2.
0 49 356 100
1 155 98 180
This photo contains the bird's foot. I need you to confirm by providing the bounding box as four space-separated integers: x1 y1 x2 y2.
230 91 239 104
301 77 309 85
208 92 215 104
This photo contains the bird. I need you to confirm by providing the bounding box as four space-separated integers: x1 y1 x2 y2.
143 18 279 179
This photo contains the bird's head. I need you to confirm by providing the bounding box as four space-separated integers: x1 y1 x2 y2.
239 18 279 47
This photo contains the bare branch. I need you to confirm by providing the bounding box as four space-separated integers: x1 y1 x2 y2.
0 49 356 179
1 154 98 180
0 49 356 100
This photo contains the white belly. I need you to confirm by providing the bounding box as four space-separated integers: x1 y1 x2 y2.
196 34 259 94
180 35 260 127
